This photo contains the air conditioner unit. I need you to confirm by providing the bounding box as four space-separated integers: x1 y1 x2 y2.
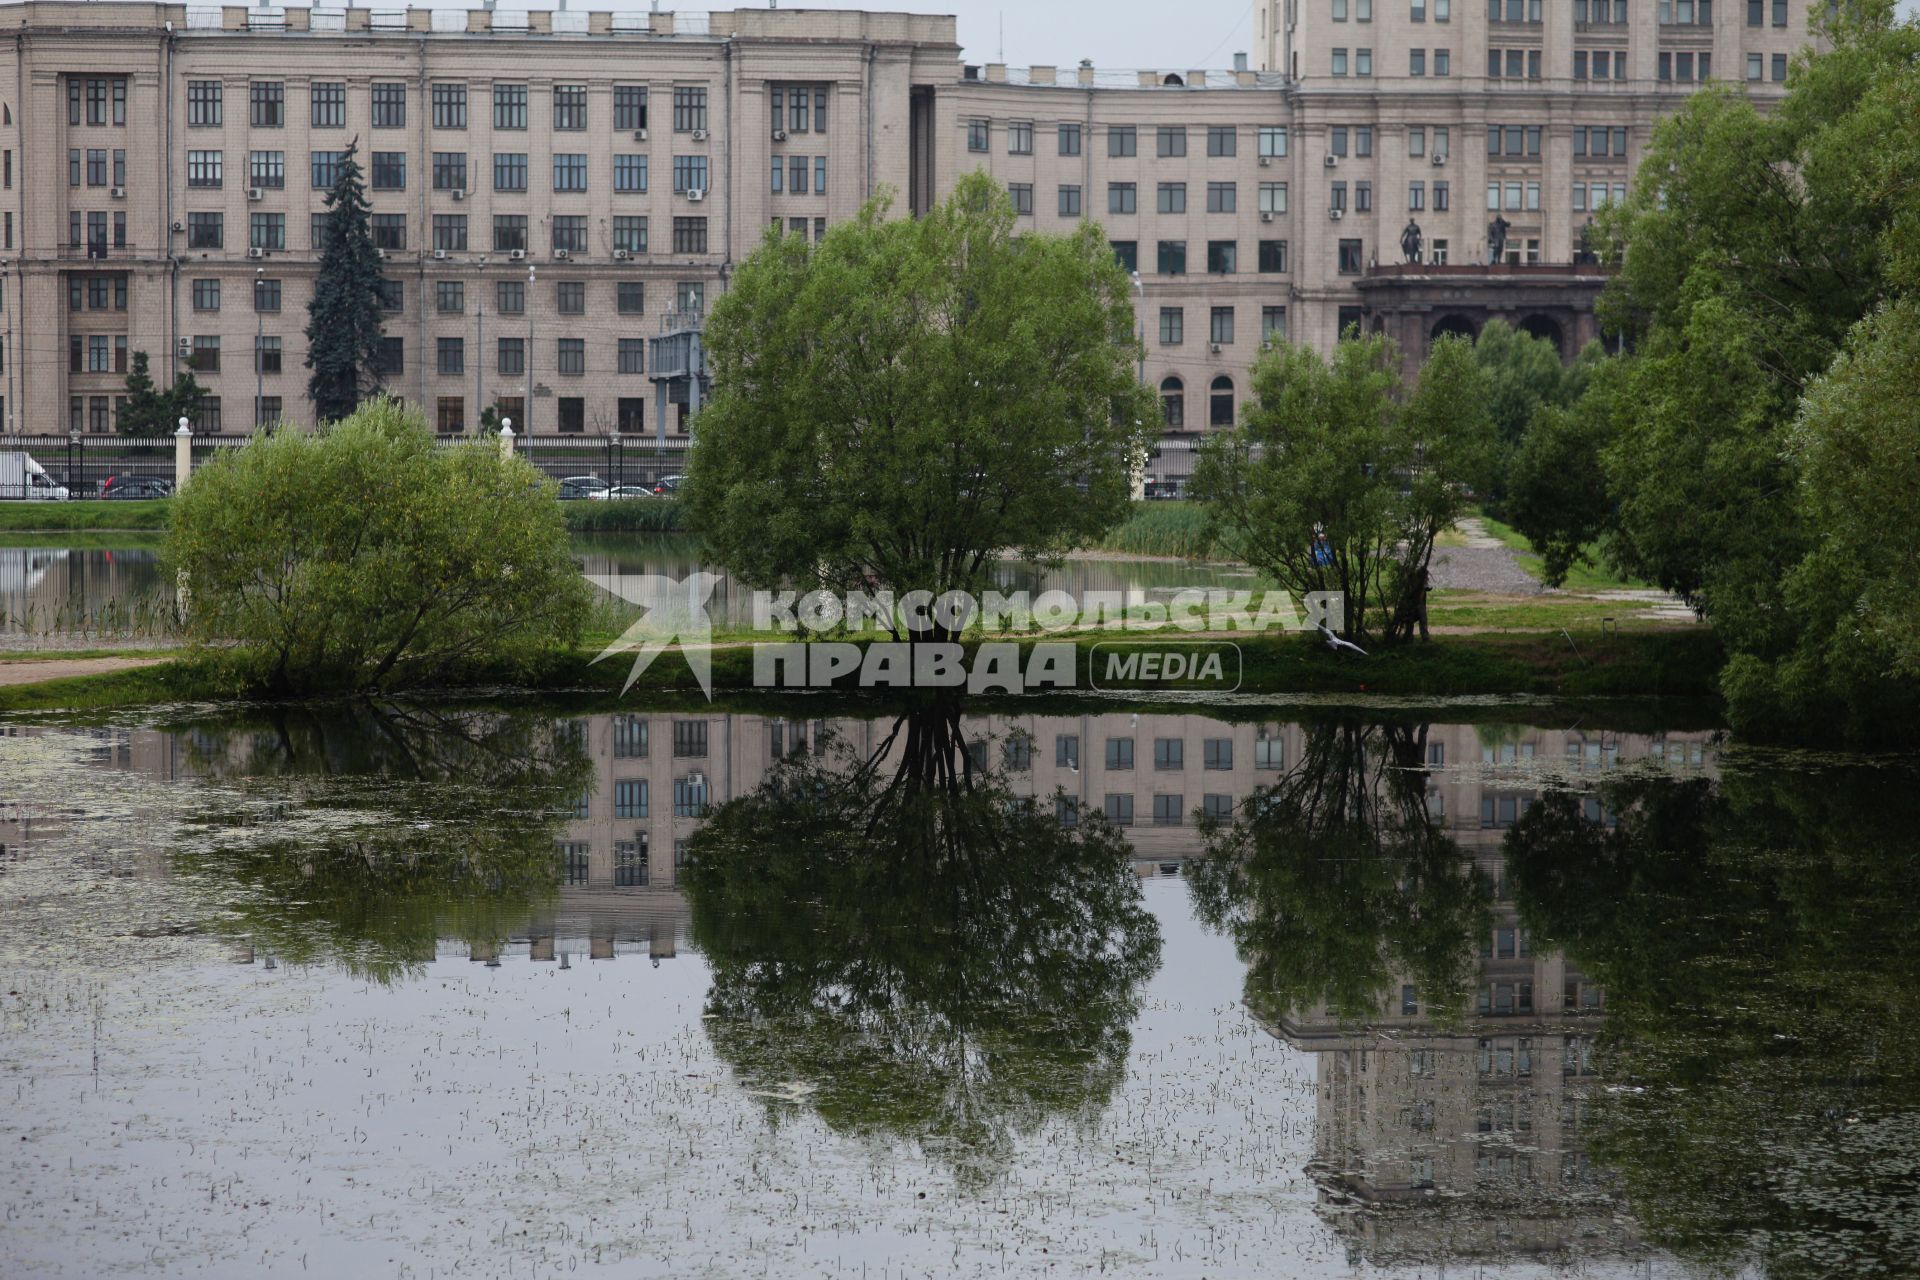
1261 211 1275 223
772 129 788 142
109 185 127 200
1209 342 1223 354
1258 155 1273 167
552 248 570 260
432 248 449 260
612 248 631 260
1324 154 1338 168
633 129 649 142
170 220 184 232
177 337 193 357
376 249 390 260
248 187 264 202
450 188 465 201
691 128 709 141
1329 207 1344 220
247 246 265 259
1431 153 1447 166
509 248 527 261
687 188 706 203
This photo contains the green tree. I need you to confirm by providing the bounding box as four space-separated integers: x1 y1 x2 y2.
1504 366 1622 587
118 350 207 436
682 173 1155 637
304 139 389 423
166 397 590 694
1472 318 1580 511
682 704 1161 1187
1188 332 1495 644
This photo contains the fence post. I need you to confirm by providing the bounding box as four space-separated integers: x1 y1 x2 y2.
174 419 192 489
498 420 515 461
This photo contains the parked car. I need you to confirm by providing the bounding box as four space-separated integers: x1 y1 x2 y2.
0 452 70 501
98 474 174 500
555 475 610 501
652 474 685 497
591 485 656 501
1142 479 1182 501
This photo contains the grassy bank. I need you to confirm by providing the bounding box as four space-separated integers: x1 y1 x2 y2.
0 627 1725 717
563 499 686 533
1079 502 1223 559
0 500 171 532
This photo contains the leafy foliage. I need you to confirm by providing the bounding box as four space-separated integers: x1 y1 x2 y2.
1189 333 1496 642
304 140 390 423
683 173 1155 636
118 350 208 436
166 397 590 693
681 703 1161 1187
1187 719 1490 1026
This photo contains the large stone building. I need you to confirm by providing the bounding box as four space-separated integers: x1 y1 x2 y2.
0 0 1817 450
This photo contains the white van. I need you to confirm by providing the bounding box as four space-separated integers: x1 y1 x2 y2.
0 452 71 501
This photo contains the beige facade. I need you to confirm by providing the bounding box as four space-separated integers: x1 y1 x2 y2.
0 0 1819 446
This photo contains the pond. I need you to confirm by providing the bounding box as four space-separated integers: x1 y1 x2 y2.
0 535 1261 644
2 697 1914 1277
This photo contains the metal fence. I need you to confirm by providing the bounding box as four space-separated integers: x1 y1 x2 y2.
1142 437 1199 499
512 434 692 491
0 434 249 498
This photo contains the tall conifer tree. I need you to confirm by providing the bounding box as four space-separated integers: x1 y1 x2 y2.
304 140 388 422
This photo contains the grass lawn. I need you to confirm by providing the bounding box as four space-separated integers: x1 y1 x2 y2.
0 500 171 532
1472 511 1651 593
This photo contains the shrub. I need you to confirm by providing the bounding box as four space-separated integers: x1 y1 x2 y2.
167 398 590 694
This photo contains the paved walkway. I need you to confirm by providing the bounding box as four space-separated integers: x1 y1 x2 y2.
0 656 165 687
1427 517 1544 595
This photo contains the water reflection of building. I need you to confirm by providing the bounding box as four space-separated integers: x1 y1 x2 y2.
1270 724 1716 1270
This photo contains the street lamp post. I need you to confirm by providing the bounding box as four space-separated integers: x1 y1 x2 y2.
474 256 487 432
525 263 536 435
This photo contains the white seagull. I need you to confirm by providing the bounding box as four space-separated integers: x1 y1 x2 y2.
1318 622 1368 657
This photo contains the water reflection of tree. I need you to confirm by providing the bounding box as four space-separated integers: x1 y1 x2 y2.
171 703 591 982
1187 719 1490 1026
681 702 1162 1187
1504 765 1920 1279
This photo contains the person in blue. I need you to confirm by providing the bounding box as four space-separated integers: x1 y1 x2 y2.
1311 527 1333 567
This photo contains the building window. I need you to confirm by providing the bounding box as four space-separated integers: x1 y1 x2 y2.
1058 122 1082 155
1207 241 1238 274
437 337 464 376
556 338 585 375
1258 239 1289 273
1157 182 1186 214
432 152 468 192
1332 47 1349 75
249 81 284 128
436 281 465 313
1207 181 1237 214
187 80 222 128
1338 239 1364 274
615 779 649 819
311 150 347 189
614 85 649 132
1111 240 1138 272
1209 374 1235 424
673 217 708 254
250 150 285 189
1207 125 1237 157
557 281 586 314
371 152 406 190
1258 126 1288 158
370 213 406 251
191 278 220 312
428 82 466 130
1259 182 1288 214
497 337 525 375
493 215 527 253
1161 376 1185 428
1109 125 1137 157
186 212 222 249
494 84 528 130
1157 240 1187 275
1058 184 1082 217
1007 183 1033 215
251 212 287 251
614 154 649 193
1008 121 1033 154
613 216 648 253
552 84 588 131
370 82 406 129
1210 307 1235 345
1104 794 1135 826
614 838 649 887
1109 182 1137 214
552 216 588 253
553 154 588 192
1159 306 1184 345
187 150 223 189
967 118 989 152
673 87 708 133
1157 126 1187 158
674 155 710 194
619 338 647 374
618 282 646 314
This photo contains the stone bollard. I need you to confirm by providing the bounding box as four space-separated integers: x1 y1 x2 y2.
498 419 515 460
174 419 192 489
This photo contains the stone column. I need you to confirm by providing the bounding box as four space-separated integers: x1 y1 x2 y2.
174 420 192 489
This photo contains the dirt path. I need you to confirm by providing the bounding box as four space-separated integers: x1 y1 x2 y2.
1429 516 1544 595
0 656 166 687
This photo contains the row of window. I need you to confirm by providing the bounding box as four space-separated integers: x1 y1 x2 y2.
1070 793 1238 827
768 156 830 195
65 148 128 188
176 210 709 255
186 80 700 133
1159 304 1285 350
1115 238 1294 276
1331 0 1458 17
206 149 692 195
968 121 1290 160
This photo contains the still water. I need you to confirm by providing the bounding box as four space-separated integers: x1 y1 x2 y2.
2 699 1913 1277
0 535 1259 642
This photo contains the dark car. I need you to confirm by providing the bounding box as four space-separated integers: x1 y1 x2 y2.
651 474 685 497
555 475 610 501
98 475 174 500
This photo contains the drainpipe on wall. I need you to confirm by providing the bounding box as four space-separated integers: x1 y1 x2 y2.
721 38 733 274
416 35 429 424
864 43 875 200
164 21 179 423
11 32 23 433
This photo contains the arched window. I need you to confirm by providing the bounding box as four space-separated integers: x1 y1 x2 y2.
1209 375 1235 427
1160 375 1185 429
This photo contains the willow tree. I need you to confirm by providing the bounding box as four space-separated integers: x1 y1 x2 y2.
682 172 1156 637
